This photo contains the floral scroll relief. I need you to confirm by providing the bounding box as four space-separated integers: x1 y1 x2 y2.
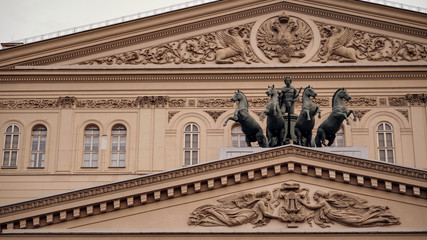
315 23 427 63
80 23 260 65
188 183 400 228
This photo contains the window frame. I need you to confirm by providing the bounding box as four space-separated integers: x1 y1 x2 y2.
29 124 47 168
82 124 100 168
376 122 395 163
2 124 20 168
183 123 199 166
110 124 127 168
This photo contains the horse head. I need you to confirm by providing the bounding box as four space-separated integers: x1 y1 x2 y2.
304 85 317 98
231 90 243 102
337 88 351 101
265 85 276 97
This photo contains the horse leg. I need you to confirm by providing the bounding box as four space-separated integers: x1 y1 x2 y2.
304 110 311 121
347 110 357 122
327 134 336 146
306 131 313 147
316 106 321 118
245 137 252 147
294 127 301 146
266 129 272 147
315 128 326 147
256 132 267 148
223 116 237 126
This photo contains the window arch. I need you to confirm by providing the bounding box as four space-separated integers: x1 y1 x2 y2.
183 123 199 166
30 125 47 168
2 124 20 168
377 122 394 163
231 124 247 148
110 124 126 167
83 124 99 168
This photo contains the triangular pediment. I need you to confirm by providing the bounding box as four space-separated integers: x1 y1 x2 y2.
0 0 426 69
1 145 426 236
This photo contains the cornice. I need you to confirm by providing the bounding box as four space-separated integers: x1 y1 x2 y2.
4 1 427 68
0 71 426 83
0 145 425 231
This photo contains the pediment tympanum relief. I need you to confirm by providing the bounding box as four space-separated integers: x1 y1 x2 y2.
78 11 427 67
188 183 400 228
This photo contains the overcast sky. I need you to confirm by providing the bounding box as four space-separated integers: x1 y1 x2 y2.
0 0 426 44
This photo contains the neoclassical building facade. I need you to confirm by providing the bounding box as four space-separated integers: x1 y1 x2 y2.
0 0 426 238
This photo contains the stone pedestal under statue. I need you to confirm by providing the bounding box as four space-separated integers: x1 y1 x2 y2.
284 115 298 144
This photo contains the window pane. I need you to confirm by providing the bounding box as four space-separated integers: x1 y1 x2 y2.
378 133 385 147
31 153 37 167
112 136 118 151
185 125 191 132
39 154 45 167
184 134 191 148
32 137 39 151
92 137 99 150
6 126 12 133
184 151 190 165
386 133 393 147
232 136 238 147
192 151 198 165
39 137 46 151
385 123 392 131
377 124 384 131
5 135 11 148
3 151 9 165
240 135 246 147
111 154 117 167
120 137 126 151
192 125 199 132
11 151 17 166
92 160 98 167
379 150 386 162
387 150 394 163
192 134 198 148
92 153 98 161
12 135 19 149
84 137 91 150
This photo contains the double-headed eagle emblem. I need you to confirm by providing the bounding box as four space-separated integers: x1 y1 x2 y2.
257 14 313 63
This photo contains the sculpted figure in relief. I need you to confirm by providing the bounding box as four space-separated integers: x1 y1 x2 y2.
257 13 313 63
188 190 281 227
298 190 401 228
319 26 357 63
216 27 251 64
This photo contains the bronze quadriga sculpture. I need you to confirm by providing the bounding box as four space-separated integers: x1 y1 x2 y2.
294 86 321 147
260 85 286 147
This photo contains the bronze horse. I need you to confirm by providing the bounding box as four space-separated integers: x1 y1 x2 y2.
294 86 321 147
315 88 356 147
260 85 285 147
224 90 267 148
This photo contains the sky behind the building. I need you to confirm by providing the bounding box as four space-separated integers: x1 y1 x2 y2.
0 0 426 44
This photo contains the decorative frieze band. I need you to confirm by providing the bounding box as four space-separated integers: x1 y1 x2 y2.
0 95 422 110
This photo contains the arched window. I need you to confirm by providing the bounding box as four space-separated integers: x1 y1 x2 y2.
111 124 126 167
83 124 99 168
30 125 47 168
2 124 20 168
377 122 394 163
183 123 199 166
231 124 247 148
331 126 344 147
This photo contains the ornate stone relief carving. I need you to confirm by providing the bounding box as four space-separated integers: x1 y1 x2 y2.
137 96 168 108
75 99 138 108
168 99 186 108
168 111 179 122
188 183 400 228
0 99 58 109
204 110 226 122
354 109 371 120
80 23 259 65
388 97 408 107
395 109 409 120
315 23 427 63
197 99 235 108
347 97 377 106
406 93 426 106
257 14 313 63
